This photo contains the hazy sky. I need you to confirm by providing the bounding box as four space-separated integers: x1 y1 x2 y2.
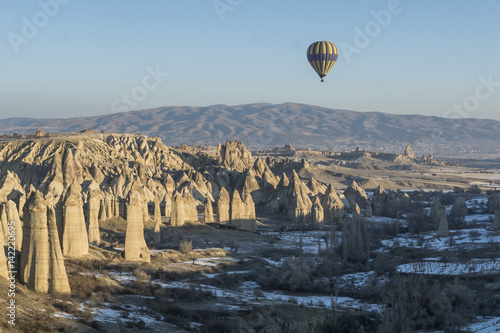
1 0 500 120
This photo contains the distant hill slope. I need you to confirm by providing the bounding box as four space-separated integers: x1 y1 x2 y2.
1 102 499 154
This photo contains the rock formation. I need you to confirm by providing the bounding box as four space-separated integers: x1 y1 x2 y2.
430 196 442 224
171 191 186 227
372 185 388 216
307 177 325 196
5 200 23 252
286 170 312 223
86 190 101 244
182 189 199 223
241 168 263 204
231 191 257 232
217 140 253 172
204 197 214 223
322 184 345 223
47 205 71 294
21 191 71 294
403 145 417 160
437 207 449 237
365 204 373 218
217 187 231 224
153 197 161 244
343 180 369 210
0 171 25 202
124 190 150 262
450 196 468 220
487 192 500 213
0 215 8 279
311 197 324 229
278 172 290 189
62 184 89 257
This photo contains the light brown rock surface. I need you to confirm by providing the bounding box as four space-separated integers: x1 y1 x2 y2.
124 190 150 262
312 197 324 229
286 170 312 223
217 140 253 172
343 180 369 210
204 197 214 223
62 185 89 258
87 190 101 244
20 192 71 294
217 187 231 224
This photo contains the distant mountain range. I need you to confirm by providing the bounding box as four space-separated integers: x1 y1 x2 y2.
1 103 499 155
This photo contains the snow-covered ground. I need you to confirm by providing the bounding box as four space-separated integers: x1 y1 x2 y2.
182 256 241 266
381 227 500 251
260 230 333 254
397 259 500 275
462 316 500 333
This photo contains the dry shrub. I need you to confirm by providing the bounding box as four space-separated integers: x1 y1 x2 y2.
179 239 192 254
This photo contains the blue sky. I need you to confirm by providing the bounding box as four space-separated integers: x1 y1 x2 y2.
1 0 500 120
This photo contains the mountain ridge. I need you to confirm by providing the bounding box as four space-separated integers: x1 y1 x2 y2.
1 102 499 155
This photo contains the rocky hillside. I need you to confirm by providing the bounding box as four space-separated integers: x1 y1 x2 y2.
1 103 500 154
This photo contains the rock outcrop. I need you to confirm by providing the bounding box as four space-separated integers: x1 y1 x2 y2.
217 187 231 224
450 197 468 220
403 145 417 160
437 207 449 237
372 185 388 216
322 184 344 223
6 200 22 252
230 191 257 232
86 190 101 244
21 192 71 294
124 190 150 262
217 140 253 172
153 197 161 244
343 180 369 210
0 215 8 278
311 197 324 229
62 184 89 258
170 191 186 227
286 171 312 223
487 192 500 214
204 197 214 223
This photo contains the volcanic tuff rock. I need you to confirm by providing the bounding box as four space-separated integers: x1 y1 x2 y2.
153 197 161 243
230 190 257 232
437 206 449 237
451 197 468 219
487 192 500 213
124 190 150 262
286 170 312 223
20 191 71 294
311 197 325 229
62 184 89 258
217 187 231 224
0 213 7 279
372 185 387 216
0 170 25 202
217 140 253 172
87 190 102 244
322 184 345 223
204 197 214 223
403 145 417 160
343 180 369 210
6 200 23 252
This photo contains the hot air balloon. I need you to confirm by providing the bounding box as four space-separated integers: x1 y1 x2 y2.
307 41 338 82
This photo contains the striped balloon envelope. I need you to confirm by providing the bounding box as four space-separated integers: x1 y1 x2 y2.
306 41 338 82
